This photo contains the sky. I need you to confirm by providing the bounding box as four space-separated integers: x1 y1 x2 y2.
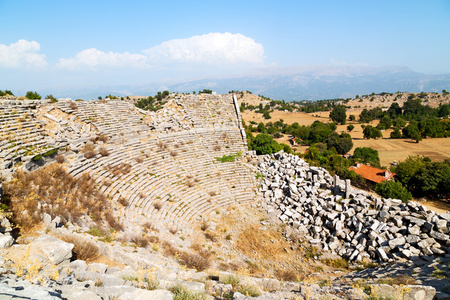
0 0 449 95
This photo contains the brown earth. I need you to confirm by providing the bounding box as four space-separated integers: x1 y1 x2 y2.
242 110 450 166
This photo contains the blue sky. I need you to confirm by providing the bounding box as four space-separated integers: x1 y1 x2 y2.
1 0 449 94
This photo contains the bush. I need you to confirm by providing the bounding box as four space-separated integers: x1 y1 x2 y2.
347 124 354 132
363 125 382 139
329 105 346 125
249 133 283 155
374 181 412 202
353 147 380 168
3 163 118 231
169 283 209 300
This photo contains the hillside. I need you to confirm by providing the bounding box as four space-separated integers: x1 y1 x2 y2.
0 94 449 299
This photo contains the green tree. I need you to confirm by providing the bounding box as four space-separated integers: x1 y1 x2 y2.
363 125 382 139
347 124 354 132
25 91 41 100
353 147 380 167
393 117 406 128
402 121 422 142
263 111 271 119
374 181 412 202
349 114 356 122
249 133 283 155
377 115 392 130
257 122 265 133
329 105 347 125
326 132 353 154
45 94 57 102
390 127 402 139
0 89 14 96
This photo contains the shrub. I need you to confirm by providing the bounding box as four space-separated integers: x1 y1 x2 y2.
69 102 78 110
169 283 209 300
200 222 210 231
204 231 218 242
130 234 149 248
99 146 110 156
118 197 128 206
374 181 412 202
96 134 108 142
170 150 178 157
179 251 212 271
153 201 162 210
55 154 65 163
3 164 117 231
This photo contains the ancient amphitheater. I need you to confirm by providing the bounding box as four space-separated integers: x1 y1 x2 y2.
0 94 257 234
0 94 449 299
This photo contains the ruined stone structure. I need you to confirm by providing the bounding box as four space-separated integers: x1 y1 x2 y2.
0 94 257 234
258 151 450 263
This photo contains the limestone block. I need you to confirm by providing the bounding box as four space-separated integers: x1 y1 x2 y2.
0 235 14 249
30 235 74 265
118 289 173 300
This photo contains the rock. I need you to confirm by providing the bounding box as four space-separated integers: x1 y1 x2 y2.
0 235 14 249
403 285 436 300
66 290 102 300
30 235 74 265
118 289 173 300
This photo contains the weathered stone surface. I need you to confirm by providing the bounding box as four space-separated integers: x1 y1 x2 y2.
30 235 74 265
118 289 173 300
0 235 14 249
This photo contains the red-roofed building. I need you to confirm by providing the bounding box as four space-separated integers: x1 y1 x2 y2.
349 162 395 185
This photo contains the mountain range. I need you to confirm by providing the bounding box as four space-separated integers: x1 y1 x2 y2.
49 65 450 101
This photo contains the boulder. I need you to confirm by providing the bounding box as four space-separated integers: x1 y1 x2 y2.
0 235 14 249
30 235 74 265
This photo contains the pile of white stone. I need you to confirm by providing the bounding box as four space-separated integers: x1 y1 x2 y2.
258 151 450 263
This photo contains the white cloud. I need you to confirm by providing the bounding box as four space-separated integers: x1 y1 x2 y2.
56 32 265 70
0 39 47 68
58 48 148 70
143 32 264 65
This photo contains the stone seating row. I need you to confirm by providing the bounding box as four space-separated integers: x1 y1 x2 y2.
67 127 255 233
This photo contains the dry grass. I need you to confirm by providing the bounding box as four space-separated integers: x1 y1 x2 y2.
236 225 288 259
3 163 119 232
376 274 418 286
143 222 159 232
55 154 65 164
186 180 195 187
135 156 143 163
118 197 128 206
200 222 210 231
169 227 178 234
213 144 221 151
170 150 178 157
156 140 167 151
274 268 300 282
130 234 149 248
162 241 212 271
99 146 110 157
204 231 218 242
82 143 96 159
208 190 217 197
105 163 131 176
96 134 108 143
59 234 100 262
